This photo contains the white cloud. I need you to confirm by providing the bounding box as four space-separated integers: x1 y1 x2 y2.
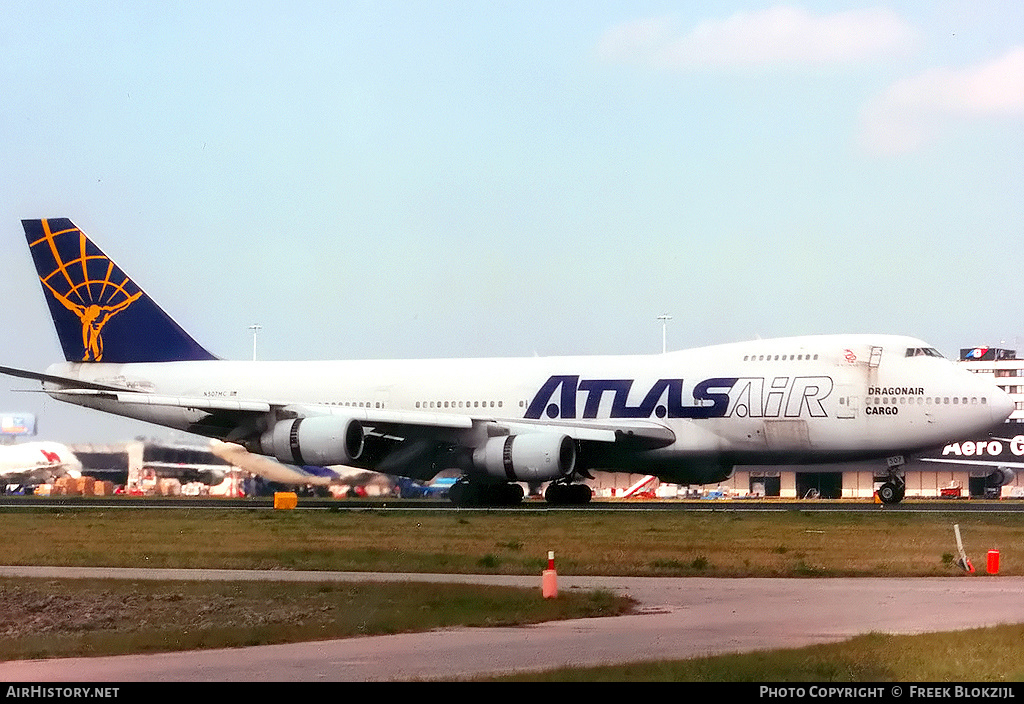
860 47 1024 155
597 6 916 70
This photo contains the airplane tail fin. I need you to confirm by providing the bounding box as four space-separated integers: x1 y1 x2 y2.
22 218 218 363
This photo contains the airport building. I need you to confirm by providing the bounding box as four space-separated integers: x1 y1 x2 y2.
68 440 241 496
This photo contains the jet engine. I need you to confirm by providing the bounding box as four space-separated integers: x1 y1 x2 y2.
988 466 1016 488
472 433 575 482
259 416 364 466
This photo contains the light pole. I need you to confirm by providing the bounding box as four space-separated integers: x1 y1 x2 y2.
249 324 262 361
657 314 672 354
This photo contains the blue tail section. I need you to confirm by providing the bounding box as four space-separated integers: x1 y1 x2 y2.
22 218 217 363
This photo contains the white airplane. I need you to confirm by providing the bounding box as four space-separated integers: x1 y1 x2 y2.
0 441 82 486
0 219 1014 505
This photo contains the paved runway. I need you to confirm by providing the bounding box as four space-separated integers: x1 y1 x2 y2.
2 567 1024 681
5 496 1024 511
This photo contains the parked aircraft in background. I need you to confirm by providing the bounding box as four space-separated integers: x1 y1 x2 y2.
918 433 1024 495
0 441 82 486
0 219 1014 505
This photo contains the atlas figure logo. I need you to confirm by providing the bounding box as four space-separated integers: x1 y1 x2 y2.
29 220 142 362
525 375 834 420
41 283 141 362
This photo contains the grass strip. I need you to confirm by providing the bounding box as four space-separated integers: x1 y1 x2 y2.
1 507 1021 576
486 625 1024 681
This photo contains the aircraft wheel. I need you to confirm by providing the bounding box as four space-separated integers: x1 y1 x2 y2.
449 481 469 506
545 483 591 505
504 483 525 505
544 483 566 504
450 480 524 506
878 482 903 505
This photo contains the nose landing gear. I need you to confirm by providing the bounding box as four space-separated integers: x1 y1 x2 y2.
877 456 906 504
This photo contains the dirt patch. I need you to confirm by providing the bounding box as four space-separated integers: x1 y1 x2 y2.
0 580 325 639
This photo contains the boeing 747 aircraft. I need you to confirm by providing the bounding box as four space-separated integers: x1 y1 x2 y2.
1 219 1014 504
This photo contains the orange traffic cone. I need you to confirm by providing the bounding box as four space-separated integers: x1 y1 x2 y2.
988 549 1000 575
542 550 558 598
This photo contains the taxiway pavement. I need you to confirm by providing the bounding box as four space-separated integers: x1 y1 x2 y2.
1 567 1023 681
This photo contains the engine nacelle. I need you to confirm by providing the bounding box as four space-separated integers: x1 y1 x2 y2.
988 466 1016 488
259 416 364 466
473 433 575 482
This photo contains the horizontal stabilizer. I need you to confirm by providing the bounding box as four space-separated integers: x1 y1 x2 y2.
0 364 128 392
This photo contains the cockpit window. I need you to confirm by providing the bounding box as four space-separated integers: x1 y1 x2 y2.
905 348 944 358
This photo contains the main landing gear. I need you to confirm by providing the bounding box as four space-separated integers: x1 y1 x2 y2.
447 477 593 506
448 478 525 507
877 455 906 505
544 480 593 505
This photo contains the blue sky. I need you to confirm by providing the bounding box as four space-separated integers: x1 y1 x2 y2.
1 1 1022 442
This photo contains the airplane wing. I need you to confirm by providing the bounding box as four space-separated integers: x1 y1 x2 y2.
2 363 672 439
919 458 1020 469
208 440 386 487
68 390 674 447
2 364 675 482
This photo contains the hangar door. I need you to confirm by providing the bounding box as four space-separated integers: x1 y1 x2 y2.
749 473 781 497
796 472 842 499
